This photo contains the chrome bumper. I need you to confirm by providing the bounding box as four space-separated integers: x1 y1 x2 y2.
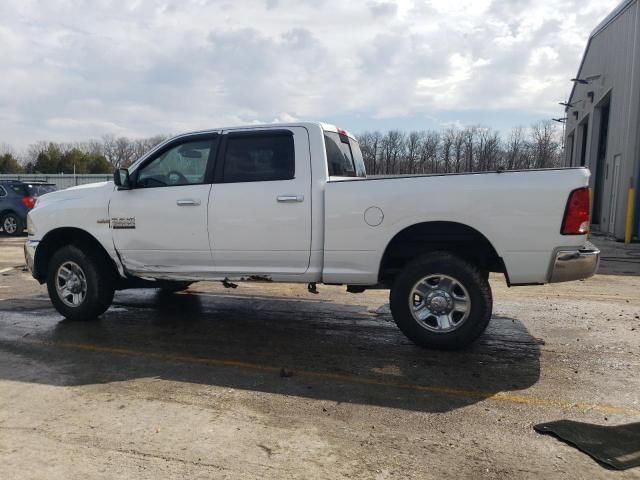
549 242 600 283
24 240 39 276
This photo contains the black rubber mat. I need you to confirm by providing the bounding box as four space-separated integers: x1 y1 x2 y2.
534 420 640 470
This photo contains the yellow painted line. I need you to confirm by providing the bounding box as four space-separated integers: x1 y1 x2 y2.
27 340 640 417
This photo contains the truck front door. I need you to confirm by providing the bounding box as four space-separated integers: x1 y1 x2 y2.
109 133 218 277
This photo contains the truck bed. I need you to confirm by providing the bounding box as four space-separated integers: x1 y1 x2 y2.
323 168 591 285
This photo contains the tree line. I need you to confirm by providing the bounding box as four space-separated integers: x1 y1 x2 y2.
357 121 562 176
0 134 169 174
0 121 562 175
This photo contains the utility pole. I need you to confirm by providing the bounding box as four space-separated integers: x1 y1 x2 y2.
552 118 567 154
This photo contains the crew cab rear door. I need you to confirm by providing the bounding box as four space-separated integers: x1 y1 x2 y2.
109 133 218 276
208 127 312 275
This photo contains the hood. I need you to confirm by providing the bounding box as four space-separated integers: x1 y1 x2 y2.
35 181 114 208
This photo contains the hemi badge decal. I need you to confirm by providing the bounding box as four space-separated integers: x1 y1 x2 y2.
111 217 136 229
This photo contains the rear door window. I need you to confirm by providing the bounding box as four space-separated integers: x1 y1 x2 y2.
324 132 365 177
222 132 295 183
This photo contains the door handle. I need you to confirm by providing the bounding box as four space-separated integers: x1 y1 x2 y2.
176 198 201 206
277 195 304 203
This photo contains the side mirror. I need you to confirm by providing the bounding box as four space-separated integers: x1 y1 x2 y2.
113 168 131 190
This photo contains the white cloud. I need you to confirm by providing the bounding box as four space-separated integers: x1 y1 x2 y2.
0 0 621 146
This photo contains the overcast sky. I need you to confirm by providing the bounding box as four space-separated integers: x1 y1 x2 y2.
0 0 621 147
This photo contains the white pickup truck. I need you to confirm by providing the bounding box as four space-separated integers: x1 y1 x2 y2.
24 122 599 349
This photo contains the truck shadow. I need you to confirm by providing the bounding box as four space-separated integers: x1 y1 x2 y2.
1 288 542 414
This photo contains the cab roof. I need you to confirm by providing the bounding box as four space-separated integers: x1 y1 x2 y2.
169 121 356 141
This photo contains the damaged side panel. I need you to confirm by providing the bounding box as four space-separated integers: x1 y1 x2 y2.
122 257 275 283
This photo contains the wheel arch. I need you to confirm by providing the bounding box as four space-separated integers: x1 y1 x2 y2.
0 209 21 220
34 227 120 283
378 221 506 286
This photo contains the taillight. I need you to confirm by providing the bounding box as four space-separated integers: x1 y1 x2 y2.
561 187 590 235
21 196 36 210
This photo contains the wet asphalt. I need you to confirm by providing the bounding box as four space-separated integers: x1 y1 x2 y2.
1 236 639 479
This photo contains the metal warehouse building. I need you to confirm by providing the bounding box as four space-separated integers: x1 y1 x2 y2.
564 0 639 241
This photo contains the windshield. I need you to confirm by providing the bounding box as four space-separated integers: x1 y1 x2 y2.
26 184 57 197
324 131 366 178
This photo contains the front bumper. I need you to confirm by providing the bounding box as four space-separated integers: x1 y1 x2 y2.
549 242 600 283
24 240 39 276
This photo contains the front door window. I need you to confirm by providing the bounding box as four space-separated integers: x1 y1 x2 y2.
136 139 213 188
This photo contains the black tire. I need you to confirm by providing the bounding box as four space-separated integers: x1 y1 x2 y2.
2 212 24 237
390 252 492 350
158 281 192 293
46 245 115 320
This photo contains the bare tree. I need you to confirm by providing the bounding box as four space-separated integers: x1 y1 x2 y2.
115 137 136 167
440 129 456 173
531 121 560 168
132 135 169 163
419 131 439 174
26 141 47 162
452 130 465 173
405 131 422 174
101 134 118 167
463 127 477 172
381 130 405 175
476 128 501 171
84 139 105 157
101 135 134 168
0 143 14 156
358 131 382 175
505 127 526 170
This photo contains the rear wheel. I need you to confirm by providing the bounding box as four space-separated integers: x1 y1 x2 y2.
390 252 492 350
47 245 115 320
2 213 23 236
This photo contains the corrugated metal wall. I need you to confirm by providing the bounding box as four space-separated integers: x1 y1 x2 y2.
0 174 112 190
565 0 640 239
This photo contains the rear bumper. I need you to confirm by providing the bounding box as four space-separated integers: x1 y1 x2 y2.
548 242 600 283
24 240 39 276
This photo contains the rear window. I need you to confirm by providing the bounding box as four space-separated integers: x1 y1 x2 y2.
324 132 366 177
9 184 28 196
27 184 56 197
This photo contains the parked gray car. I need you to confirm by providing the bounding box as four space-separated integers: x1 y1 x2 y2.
0 180 56 236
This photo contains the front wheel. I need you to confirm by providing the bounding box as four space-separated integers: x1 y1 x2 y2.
390 252 492 350
47 245 115 320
